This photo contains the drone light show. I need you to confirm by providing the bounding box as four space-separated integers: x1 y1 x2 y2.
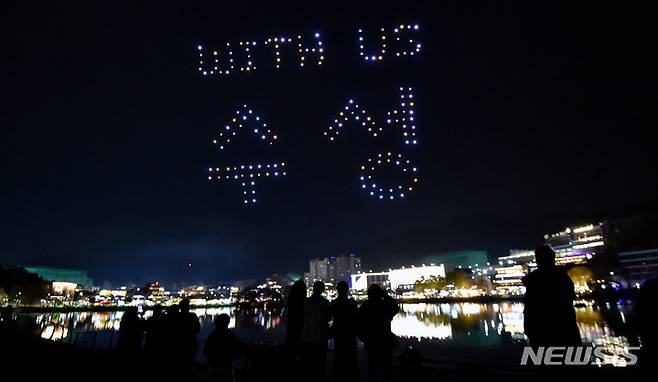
197 31 324 77
325 86 418 145
212 105 278 150
207 162 287 204
207 106 285 204
201 22 422 205
360 153 418 200
358 23 422 62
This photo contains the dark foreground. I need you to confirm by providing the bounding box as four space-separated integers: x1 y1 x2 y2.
1 330 638 382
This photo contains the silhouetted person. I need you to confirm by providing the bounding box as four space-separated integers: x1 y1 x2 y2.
302 281 331 381
523 245 581 347
161 305 180 360
144 305 165 357
284 280 307 380
204 313 241 381
331 281 358 381
635 278 657 369
0 305 14 334
178 299 201 375
285 280 307 347
358 284 400 382
118 306 143 354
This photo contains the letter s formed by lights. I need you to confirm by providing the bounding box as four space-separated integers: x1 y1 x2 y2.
325 86 418 145
207 106 286 205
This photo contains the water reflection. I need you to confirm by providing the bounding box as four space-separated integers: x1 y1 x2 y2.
26 301 636 361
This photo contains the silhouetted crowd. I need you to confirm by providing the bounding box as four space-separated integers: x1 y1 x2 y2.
117 299 203 377
93 245 658 379
117 298 243 380
284 280 400 382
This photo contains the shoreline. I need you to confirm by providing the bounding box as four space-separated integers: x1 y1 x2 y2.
11 293 616 313
14 294 538 313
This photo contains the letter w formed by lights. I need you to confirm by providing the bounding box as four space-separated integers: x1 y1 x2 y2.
207 106 286 205
197 32 324 77
325 86 418 145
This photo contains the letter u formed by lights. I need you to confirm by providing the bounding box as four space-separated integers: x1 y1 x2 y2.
358 23 421 62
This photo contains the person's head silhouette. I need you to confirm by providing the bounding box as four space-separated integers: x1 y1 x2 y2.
535 245 556 270
179 298 191 314
152 304 163 318
124 306 138 320
215 313 230 330
336 281 349 298
312 281 325 296
367 284 384 301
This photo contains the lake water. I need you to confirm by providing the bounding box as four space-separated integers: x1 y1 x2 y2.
22 300 638 367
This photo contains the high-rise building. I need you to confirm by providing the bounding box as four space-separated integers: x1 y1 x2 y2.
308 254 362 285
335 254 361 283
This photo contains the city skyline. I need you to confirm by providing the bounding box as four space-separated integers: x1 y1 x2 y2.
3 2 656 286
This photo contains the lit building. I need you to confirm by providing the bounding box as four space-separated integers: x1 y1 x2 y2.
350 264 445 292
350 271 389 291
309 257 332 283
493 265 528 294
308 254 361 285
389 264 445 291
617 248 658 285
335 254 362 284
51 281 77 296
145 281 165 302
544 223 606 264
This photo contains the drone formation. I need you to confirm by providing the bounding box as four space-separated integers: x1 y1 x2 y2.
201 23 422 204
358 24 422 62
360 153 418 200
197 32 324 77
325 86 418 145
211 105 278 150
197 22 422 79
207 162 287 204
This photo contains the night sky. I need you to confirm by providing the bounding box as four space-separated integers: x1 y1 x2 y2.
3 2 656 286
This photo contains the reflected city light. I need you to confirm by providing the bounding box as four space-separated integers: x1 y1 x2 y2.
25 300 637 367
391 312 452 340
